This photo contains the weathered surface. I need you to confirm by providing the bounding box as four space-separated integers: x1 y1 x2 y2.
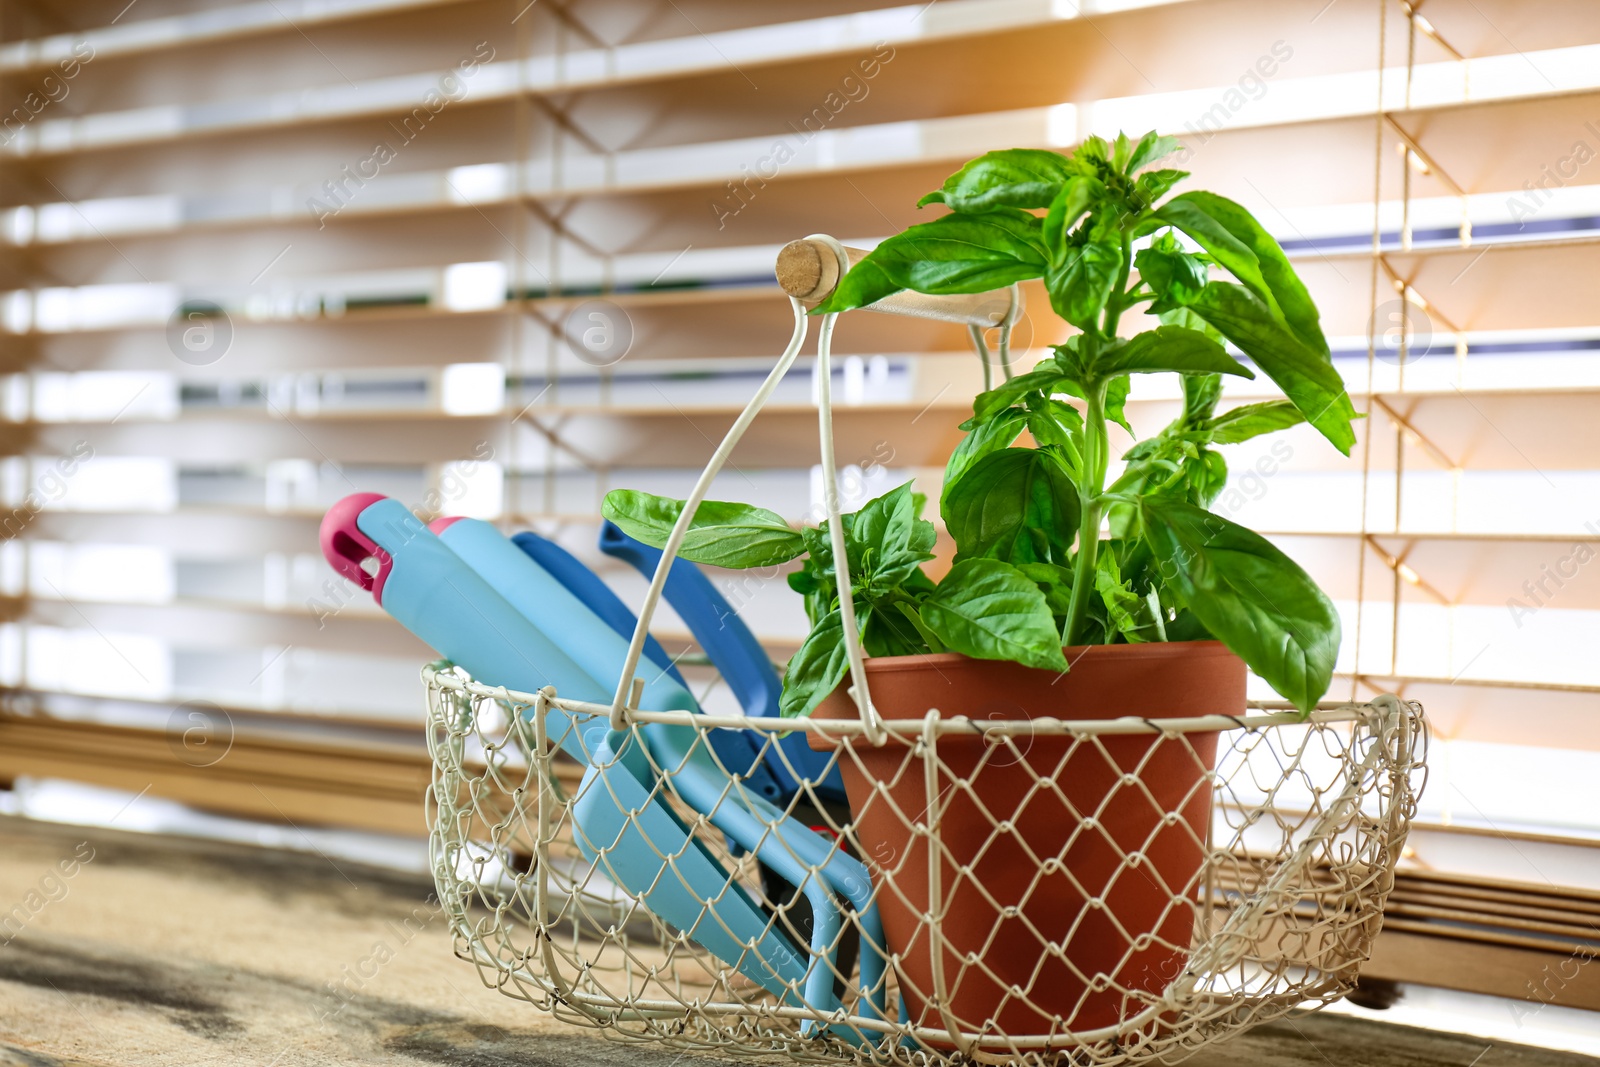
0 815 1593 1066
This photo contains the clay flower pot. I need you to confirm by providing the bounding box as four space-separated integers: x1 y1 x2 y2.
806 641 1244 1042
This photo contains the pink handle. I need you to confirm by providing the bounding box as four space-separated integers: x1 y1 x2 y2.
320 492 394 605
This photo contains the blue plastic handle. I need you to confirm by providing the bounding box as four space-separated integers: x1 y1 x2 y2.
597 521 846 804
343 499 600 761
509 529 686 689
510 529 782 801
437 520 693 716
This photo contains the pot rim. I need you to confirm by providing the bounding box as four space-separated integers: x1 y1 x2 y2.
850 639 1238 675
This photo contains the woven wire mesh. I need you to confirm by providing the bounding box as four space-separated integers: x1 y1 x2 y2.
425 662 1425 1065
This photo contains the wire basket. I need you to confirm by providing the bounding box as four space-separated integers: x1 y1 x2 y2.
423 235 1427 1063
426 665 1425 1065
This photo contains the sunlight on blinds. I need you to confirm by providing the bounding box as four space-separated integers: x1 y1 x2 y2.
1 0 1598 878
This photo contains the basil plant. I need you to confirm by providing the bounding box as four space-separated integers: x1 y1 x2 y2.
605 132 1353 718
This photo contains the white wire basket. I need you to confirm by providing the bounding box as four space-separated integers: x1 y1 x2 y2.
427 670 1424 1065
423 235 1428 1064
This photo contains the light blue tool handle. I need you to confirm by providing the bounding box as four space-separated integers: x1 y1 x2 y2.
510 527 779 799
434 519 696 719
351 500 597 761
510 529 687 689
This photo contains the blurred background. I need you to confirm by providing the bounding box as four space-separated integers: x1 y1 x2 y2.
2 0 1599 1046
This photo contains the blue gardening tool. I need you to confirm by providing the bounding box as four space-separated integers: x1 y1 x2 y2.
588 522 859 981
505 526 782 804
426 515 888 1027
596 520 848 806
510 524 872 1008
321 495 597 760
507 525 689 690
320 495 814 1010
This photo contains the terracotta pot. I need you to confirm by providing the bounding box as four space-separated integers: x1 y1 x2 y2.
807 641 1243 1041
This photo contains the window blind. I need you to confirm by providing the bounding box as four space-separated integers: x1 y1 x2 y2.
3 0 1599 1006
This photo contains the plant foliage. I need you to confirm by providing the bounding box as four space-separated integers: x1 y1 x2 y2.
605 132 1352 716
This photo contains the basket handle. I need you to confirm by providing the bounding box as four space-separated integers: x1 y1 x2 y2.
607 236 891 744
797 237 1020 742
776 237 1023 328
607 296 813 729
611 234 1010 741
808 235 887 746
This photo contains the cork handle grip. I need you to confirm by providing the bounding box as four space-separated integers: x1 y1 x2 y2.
774 238 1022 327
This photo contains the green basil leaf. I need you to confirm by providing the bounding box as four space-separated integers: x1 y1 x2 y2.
1051 353 1132 435
1183 372 1224 425
850 480 916 561
797 484 936 606
850 481 938 589
943 448 1080 566
1046 233 1123 331
1187 449 1230 508
1095 552 1150 643
779 604 868 718
1051 335 1090 382
1104 375 1133 435
1127 132 1182 174
1098 325 1255 379
918 148 1072 212
1157 191 1328 356
1014 560 1076 617
1042 176 1100 251
1113 536 1159 594
961 365 1067 429
1024 395 1085 476
1134 168 1189 206
1205 400 1308 444
797 542 836 625
1134 237 1209 313
922 559 1070 673
1112 131 1136 172
1108 428 1226 536
811 259 899 316
944 405 1028 509
1069 134 1114 177
801 523 839 577
1013 560 1073 584
1025 393 1085 434
1159 305 1225 343
1025 409 1075 451
814 209 1048 314
1185 281 1357 454
1139 498 1340 715
602 490 804 568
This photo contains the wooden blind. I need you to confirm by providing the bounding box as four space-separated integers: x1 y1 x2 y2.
3 0 1600 1000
